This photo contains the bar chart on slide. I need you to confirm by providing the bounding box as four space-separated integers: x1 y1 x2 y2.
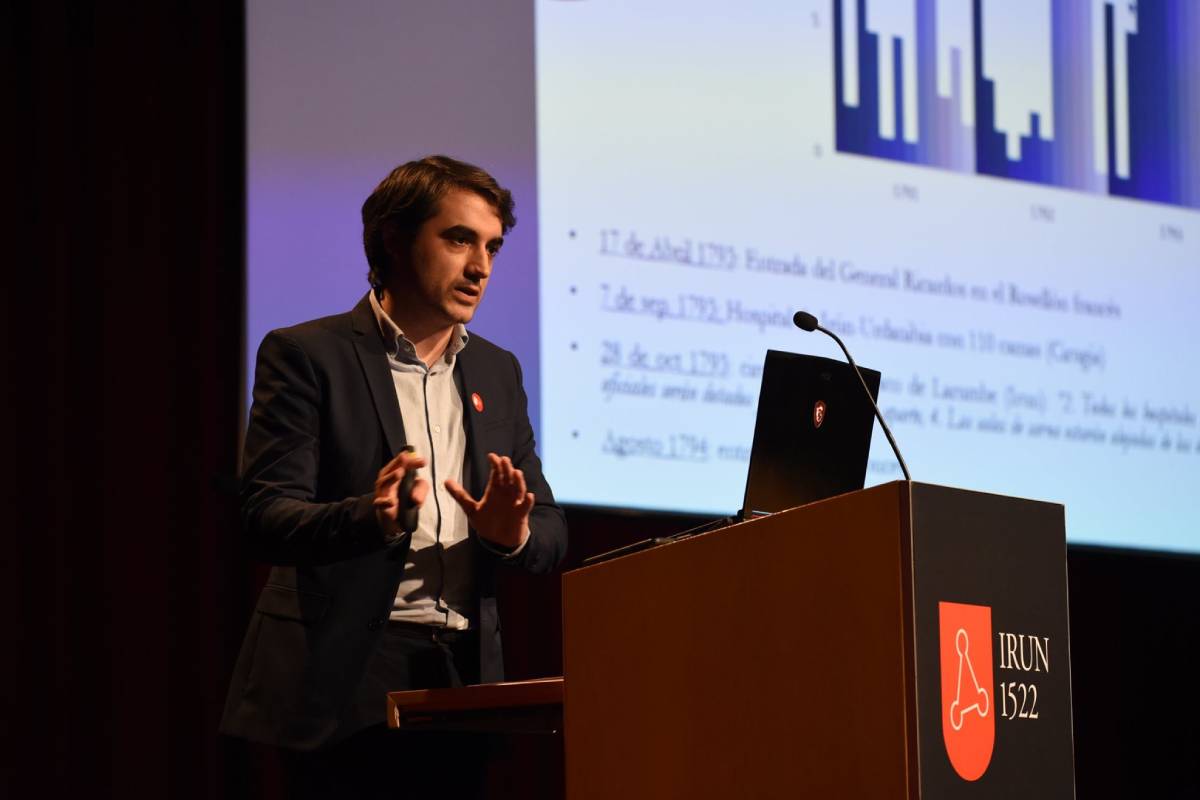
833 0 1200 209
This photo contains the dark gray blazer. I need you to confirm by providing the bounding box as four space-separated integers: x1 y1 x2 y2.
220 294 567 750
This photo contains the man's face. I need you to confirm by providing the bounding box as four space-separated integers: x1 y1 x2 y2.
386 188 504 330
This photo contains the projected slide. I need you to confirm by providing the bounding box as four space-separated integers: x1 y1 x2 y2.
536 0 1199 550
835 0 1200 207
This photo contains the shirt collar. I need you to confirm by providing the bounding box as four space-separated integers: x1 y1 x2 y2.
368 290 469 365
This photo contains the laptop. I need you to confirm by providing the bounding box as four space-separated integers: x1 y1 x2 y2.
740 349 880 519
582 349 881 566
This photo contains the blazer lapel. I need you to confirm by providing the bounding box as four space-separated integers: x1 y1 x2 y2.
349 293 408 458
454 344 489 500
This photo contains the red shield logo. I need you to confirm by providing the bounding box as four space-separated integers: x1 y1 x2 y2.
813 400 826 429
939 601 994 781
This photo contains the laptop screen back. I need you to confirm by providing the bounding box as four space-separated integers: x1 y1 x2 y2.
741 350 881 518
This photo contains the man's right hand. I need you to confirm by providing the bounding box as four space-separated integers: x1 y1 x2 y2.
373 449 429 539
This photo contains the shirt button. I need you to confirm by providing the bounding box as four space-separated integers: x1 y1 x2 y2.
367 618 384 631
434 425 441 434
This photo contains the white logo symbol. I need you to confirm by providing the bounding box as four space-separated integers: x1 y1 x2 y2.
949 628 990 730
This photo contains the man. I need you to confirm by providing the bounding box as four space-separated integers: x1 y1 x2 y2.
221 155 567 796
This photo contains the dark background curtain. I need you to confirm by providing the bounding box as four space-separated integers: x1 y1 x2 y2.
7 2 252 796
5 3 1197 797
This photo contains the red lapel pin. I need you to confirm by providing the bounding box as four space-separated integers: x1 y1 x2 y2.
471 392 484 413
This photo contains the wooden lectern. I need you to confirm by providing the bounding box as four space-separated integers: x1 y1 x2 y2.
389 481 1076 798
561 481 1075 799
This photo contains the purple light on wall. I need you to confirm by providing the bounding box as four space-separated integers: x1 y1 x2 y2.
246 1 544 432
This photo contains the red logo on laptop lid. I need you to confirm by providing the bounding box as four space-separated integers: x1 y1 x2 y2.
939 601 995 781
813 400 827 429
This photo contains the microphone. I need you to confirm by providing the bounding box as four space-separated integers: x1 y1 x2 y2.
792 310 912 482
793 311 819 332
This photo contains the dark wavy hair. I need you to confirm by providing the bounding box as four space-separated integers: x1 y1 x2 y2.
361 155 516 290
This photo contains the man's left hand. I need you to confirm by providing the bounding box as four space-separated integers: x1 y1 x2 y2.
444 453 533 551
